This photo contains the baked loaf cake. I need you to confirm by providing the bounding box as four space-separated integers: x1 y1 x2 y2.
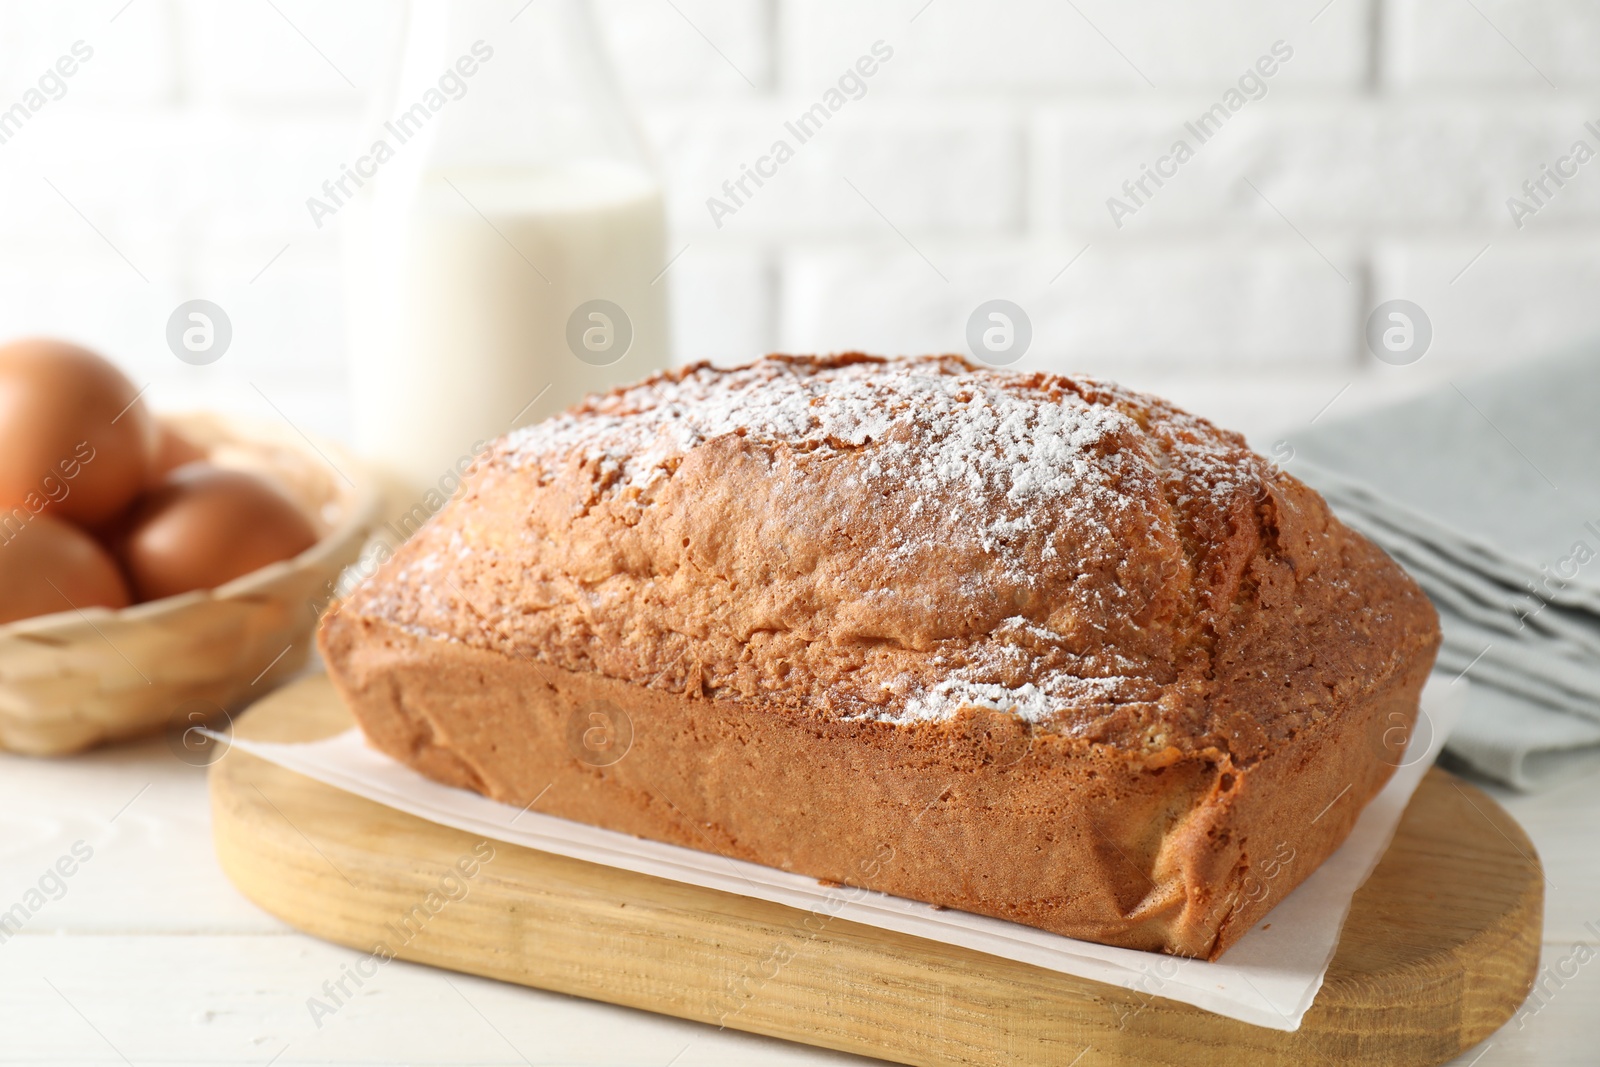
320 353 1440 960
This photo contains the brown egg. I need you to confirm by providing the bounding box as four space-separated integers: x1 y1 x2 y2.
0 339 158 526
0 513 131 625
117 462 319 602
152 424 208 478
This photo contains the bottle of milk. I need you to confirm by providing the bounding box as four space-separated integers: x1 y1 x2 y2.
343 0 670 496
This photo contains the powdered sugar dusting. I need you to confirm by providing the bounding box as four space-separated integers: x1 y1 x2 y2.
490 356 1171 726
885 675 1132 726
501 356 1147 583
356 355 1274 735
505 357 1130 497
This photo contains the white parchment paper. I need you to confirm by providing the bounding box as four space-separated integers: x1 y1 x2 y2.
220 675 1461 1031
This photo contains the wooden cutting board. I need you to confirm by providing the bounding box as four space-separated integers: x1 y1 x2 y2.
210 674 1542 1067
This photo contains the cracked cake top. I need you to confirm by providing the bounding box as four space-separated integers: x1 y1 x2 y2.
342 353 1435 763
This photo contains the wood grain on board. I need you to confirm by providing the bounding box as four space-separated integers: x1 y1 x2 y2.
210 674 1542 1067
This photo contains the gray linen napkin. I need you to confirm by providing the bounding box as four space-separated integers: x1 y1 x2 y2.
1281 347 1600 791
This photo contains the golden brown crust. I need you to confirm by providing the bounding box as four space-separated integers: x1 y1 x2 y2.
320 354 1441 958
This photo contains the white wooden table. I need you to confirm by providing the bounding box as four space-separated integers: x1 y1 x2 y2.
2 697 1596 1066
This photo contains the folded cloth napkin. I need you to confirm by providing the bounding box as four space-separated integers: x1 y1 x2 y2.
1281 346 1600 791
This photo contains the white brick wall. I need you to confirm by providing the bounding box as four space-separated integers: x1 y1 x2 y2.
779 241 1358 371
0 0 1596 447
648 101 1025 236
779 0 1374 91
1384 0 1600 88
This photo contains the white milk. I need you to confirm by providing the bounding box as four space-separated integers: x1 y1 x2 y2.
346 162 670 493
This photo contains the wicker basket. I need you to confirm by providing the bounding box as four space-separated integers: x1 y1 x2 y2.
0 412 382 756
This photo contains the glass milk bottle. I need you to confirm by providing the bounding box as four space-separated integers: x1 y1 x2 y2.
342 0 670 495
